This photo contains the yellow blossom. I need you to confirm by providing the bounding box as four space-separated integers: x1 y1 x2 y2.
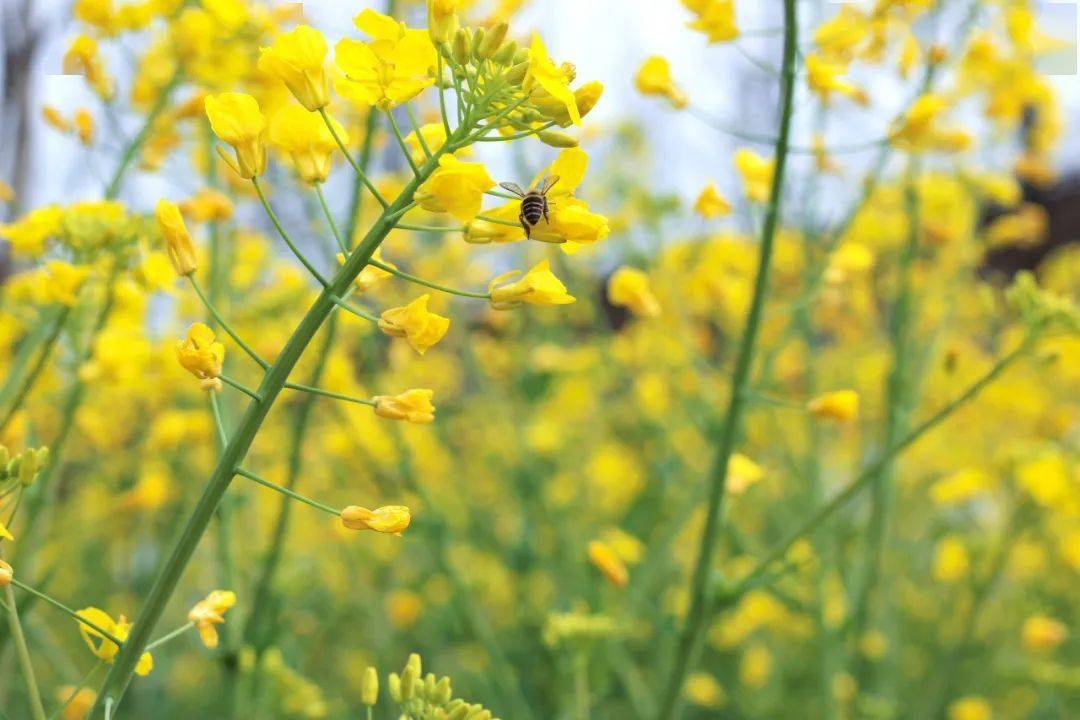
55 686 95 720
427 0 459 44
258 25 330 111
334 10 436 110
76 608 153 675
1021 615 1067 653
373 388 436 423
489 260 575 309
63 35 113 99
0 206 62 257
156 199 197 276
0 559 12 586
948 696 991 720
341 505 412 535
728 453 764 495
179 188 234 223
806 53 867 105
933 535 970 583
526 35 580 125
267 104 346 185
188 590 236 649
734 149 774 203
175 323 225 380
378 294 450 355
43 261 90 306
685 0 739 44
403 123 453 165
694 183 731 218
588 540 629 587
204 92 267 179
0 522 12 541
807 390 859 423
635 56 687 109
608 267 661 318
684 672 726 709
417 155 495 222
74 108 95 145
929 468 990 506
42 105 73 133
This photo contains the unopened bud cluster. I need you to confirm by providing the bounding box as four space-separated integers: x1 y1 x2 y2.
0 445 48 494
383 653 502 720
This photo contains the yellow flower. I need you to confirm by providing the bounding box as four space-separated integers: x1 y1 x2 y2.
947 696 991 720
334 10 436 110
55 686 95 720
427 0 459 44
267 104 346 185
378 295 450 355
0 206 62 257
587 540 629 587
806 53 868 105
340 505 412 535
175 323 225 380
685 0 739 44
526 35 580 125
1021 615 1068 653
188 590 236 649
684 672 726 709
39 261 88 307
42 105 73 133
727 453 764 495
403 123 454 165
373 388 436 423
204 93 267 179
986 203 1047 248
74 108 95 145
635 56 687 109
929 468 989 506
806 390 859 423
489 260 575 309
608 267 661 318
417 155 495 222
63 35 113 99
76 608 153 676
933 535 969 583
179 188 234 223
155 199 197 276
337 250 395 292
734 149 774 203
0 522 12 541
0 559 12 586
694 183 731 218
258 25 330 111
361 666 379 705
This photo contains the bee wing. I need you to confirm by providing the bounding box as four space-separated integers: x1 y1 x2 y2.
537 175 561 194
499 182 526 197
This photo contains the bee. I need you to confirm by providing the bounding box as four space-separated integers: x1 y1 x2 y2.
499 176 560 239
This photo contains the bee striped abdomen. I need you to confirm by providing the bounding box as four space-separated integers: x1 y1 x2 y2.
521 194 547 226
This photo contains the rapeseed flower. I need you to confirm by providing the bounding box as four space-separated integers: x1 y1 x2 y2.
378 295 450 355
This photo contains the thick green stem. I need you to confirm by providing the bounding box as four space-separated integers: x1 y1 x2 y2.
4 583 47 720
86 137 459 718
655 3 798 717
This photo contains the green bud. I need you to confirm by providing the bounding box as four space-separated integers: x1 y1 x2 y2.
452 29 471 66
466 709 492 720
445 704 469 720
388 672 402 703
361 666 379 706
406 653 422 678
492 39 518 65
401 665 418 701
470 27 485 58
423 672 437 701
538 130 579 148
506 61 529 84
434 677 453 705
478 23 508 59
513 48 529 64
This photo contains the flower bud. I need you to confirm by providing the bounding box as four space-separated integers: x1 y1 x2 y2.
340 505 412 535
478 23 508 59
452 29 471 65
400 664 418 701
156 199 197 276
806 390 859 423
434 676 453 705
470 27 485 57
491 40 518 65
0 560 12 587
427 0 459 45
538 130 579 148
422 672 437 701
445 704 469 720
361 666 379 705
505 61 529 84
388 672 402 703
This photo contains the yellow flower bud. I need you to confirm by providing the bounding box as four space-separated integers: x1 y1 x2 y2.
0 559 13 586
477 22 508 59
694 184 731 219
538 129 579 148
340 505 412 535
806 390 859 423
372 389 436 424
361 666 379 705
205 93 267 180
427 0 460 45
635 56 687 108
607 267 661 318
267 104 346 185
155 199 197 276
588 540 629 588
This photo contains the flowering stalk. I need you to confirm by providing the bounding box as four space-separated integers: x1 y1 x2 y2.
4 581 47 720
656 1 799 717
88 128 470 718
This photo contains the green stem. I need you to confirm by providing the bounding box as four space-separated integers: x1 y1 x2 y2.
145 622 194 652
86 138 459 718
104 71 181 200
319 107 388 209
219 375 261 402
573 650 589 720
9 580 125 648
473 215 520 228
436 50 453 136
283 381 375 407
332 297 379 323
385 109 420 176
392 222 461 233
473 120 556 143
655 3 798 717
188 277 269 369
234 468 340 517
252 178 330 287
368 258 490 299
315 184 347 254
727 340 1034 599
404 104 433 159
0 307 70 433
210 392 228 446
4 583 47 720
